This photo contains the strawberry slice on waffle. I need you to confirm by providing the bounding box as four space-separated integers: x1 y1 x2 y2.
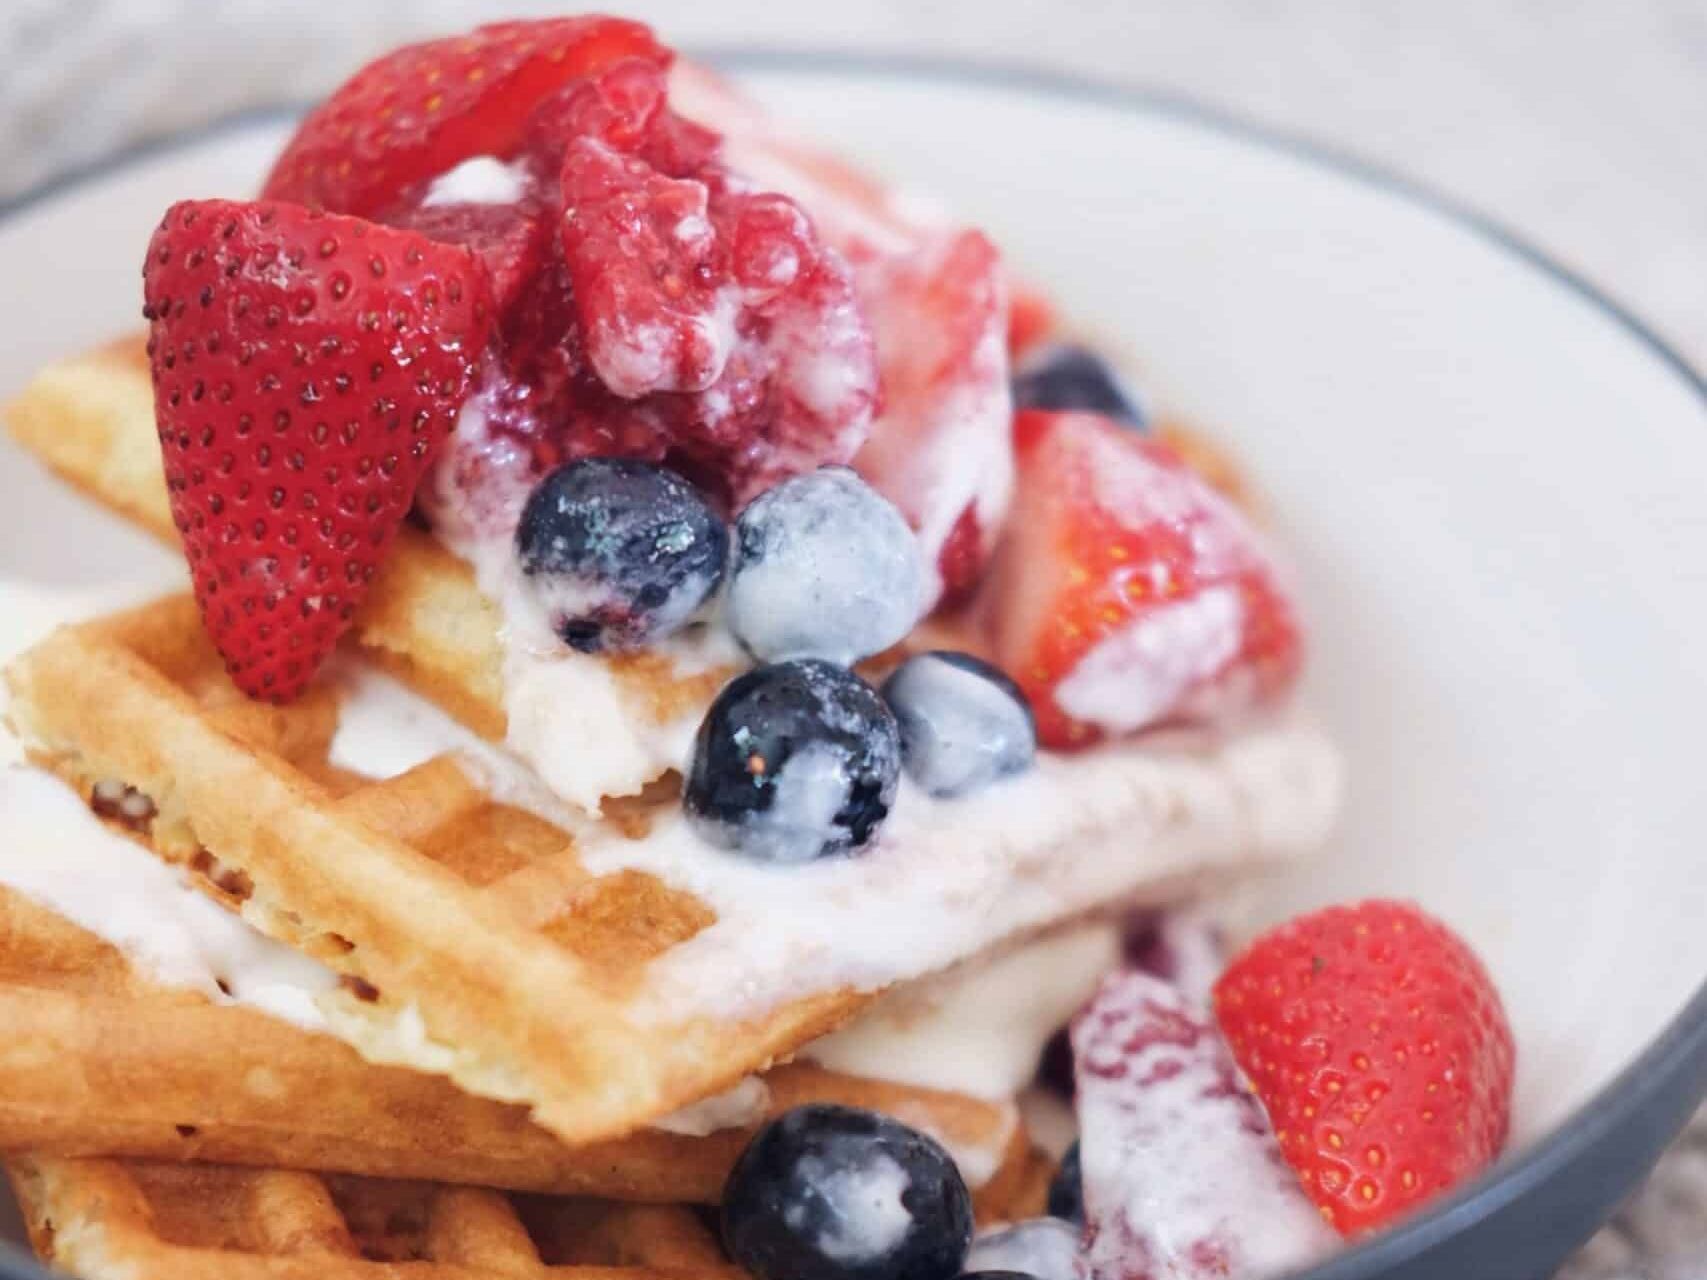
987 410 1303 749
142 199 494 700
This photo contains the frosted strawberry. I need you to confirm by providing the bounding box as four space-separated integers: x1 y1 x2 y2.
142 200 492 700
987 410 1302 749
850 229 1013 605
667 63 1016 603
438 59 879 514
1072 971 1334 1280
263 17 668 217
1213 901 1515 1236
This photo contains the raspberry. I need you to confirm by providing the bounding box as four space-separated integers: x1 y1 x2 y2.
456 60 879 510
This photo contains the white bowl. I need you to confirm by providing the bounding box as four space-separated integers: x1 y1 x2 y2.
0 54 1703 1280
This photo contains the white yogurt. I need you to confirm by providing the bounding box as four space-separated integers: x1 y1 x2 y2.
808 922 1121 1100
421 155 531 207
651 1075 772 1136
576 717 1340 1024
0 766 337 1030
1 583 338 1029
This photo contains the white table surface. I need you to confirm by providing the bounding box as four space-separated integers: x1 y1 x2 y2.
0 3 1702 1276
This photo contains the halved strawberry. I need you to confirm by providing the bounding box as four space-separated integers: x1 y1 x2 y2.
263 17 668 217
142 199 493 701
1213 900 1516 1235
987 410 1302 749
386 197 552 315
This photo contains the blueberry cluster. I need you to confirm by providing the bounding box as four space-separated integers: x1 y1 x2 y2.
697 473 1040 861
517 460 1039 865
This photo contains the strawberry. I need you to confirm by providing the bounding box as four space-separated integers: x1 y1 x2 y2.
386 197 552 315
1073 971 1335 1279
987 410 1302 749
263 17 668 218
668 63 1017 603
142 199 493 701
1007 281 1057 358
1212 900 1516 1236
851 229 1014 606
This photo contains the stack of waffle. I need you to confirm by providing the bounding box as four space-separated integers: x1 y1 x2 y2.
0 340 1339 1279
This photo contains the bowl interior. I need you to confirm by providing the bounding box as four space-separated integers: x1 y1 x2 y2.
0 61 1704 1272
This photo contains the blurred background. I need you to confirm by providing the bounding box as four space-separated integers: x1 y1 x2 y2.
0 2 1703 1276
2 0 1703 362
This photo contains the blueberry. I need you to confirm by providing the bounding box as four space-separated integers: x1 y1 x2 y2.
515 458 728 653
685 659 901 862
964 1219 1085 1280
1012 344 1146 428
882 651 1036 798
722 1104 973 1280
1046 1142 1082 1224
728 467 924 664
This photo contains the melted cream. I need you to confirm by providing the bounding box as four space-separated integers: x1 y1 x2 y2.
1 581 336 1031
421 394 744 812
421 155 530 207
651 1076 772 1136
571 717 1340 1024
808 922 1120 1100
0 767 336 1029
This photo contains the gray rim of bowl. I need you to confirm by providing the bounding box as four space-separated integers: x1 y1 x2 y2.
0 46 1701 1280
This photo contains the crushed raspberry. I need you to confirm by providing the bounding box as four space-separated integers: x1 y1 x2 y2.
412 59 879 514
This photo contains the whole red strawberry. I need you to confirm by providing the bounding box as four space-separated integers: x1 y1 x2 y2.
1212 900 1516 1236
263 17 667 217
142 199 493 700
987 409 1302 749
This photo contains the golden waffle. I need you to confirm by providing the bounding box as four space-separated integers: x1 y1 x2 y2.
5 595 869 1143
6 1155 743 1279
5 338 1336 1149
5 591 1333 1147
5 337 731 764
0 881 1025 1202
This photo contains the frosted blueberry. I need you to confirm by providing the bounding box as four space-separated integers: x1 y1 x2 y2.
685 659 901 862
728 466 924 664
882 651 1036 798
965 1218 1087 1280
722 1104 973 1280
1012 344 1147 429
515 458 727 652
